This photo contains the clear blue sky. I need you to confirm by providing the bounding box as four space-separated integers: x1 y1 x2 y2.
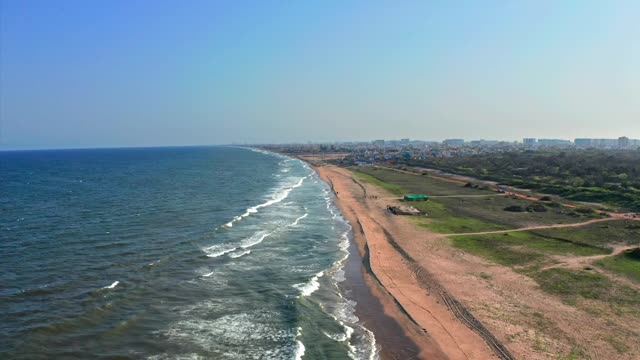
1 0 639 149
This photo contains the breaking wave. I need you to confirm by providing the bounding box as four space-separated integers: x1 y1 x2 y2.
228 250 251 258
293 271 324 297
102 281 119 290
222 174 309 229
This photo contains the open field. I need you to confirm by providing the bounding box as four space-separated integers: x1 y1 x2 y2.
532 220 640 248
529 268 640 314
351 166 605 233
352 166 488 196
395 150 640 212
414 200 509 233
451 232 609 268
350 170 404 196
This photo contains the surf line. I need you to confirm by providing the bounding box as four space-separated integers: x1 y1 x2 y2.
222 174 309 228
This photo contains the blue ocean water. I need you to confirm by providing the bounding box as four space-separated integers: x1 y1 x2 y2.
0 147 377 359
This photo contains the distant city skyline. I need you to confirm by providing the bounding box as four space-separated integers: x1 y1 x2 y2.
1 1 639 149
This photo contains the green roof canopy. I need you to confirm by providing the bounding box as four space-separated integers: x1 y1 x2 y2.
404 194 428 200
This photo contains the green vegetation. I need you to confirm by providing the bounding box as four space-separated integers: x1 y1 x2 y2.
529 268 640 311
606 336 631 354
351 167 510 233
417 215 507 234
351 166 484 196
451 231 608 267
352 166 600 229
558 346 590 360
350 170 403 196
394 149 640 211
451 230 640 315
595 248 640 283
532 220 640 248
451 233 544 266
412 200 508 233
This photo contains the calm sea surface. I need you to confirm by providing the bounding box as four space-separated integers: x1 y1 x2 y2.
1 146 377 359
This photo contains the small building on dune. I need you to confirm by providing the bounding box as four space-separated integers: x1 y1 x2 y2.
403 194 429 201
387 205 424 216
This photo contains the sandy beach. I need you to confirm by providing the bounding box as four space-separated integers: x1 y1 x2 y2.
315 164 505 360
310 161 640 360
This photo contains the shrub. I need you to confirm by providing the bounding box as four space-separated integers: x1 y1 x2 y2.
624 248 640 260
527 204 548 212
576 207 596 214
504 205 525 212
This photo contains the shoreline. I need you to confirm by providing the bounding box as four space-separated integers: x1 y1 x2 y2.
285 150 463 359
306 152 426 359
252 147 422 358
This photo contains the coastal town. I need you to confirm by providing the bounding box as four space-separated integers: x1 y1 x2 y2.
260 136 640 164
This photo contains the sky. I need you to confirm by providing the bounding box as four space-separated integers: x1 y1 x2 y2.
1 0 639 149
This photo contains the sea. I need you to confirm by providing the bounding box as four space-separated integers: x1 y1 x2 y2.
0 146 378 360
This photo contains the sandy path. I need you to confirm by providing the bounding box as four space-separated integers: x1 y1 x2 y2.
541 244 638 271
446 217 625 237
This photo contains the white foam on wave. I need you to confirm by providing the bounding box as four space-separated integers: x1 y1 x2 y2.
205 209 309 260
313 183 380 360
293 271 324 297
289 213 308 227
221 174 309 229
202 272 215 277
103 281 119 290
323 330 348 342
240 230 273 249
228 249 251 258
295 327 305 360
205 246 237 258
161 309 298 357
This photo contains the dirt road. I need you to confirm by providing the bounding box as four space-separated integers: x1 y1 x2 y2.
445 217 626 237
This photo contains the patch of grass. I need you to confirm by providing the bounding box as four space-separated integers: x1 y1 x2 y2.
452 231 608 265
434 195 602 228
606 336 630 354
558 346 590 360
451 234 544 266
531 268 610 301
352 166 484 196
413 200 509 233
529 268 640 310
508 231 609 256
479 272 493 280
595 249 640 283
350 170 404 196
418 216 508 234
533 220 640 247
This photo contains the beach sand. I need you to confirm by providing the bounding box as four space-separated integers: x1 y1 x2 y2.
316 164 503 360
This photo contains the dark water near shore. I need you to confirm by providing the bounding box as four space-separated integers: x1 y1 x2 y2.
1 146 378 359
